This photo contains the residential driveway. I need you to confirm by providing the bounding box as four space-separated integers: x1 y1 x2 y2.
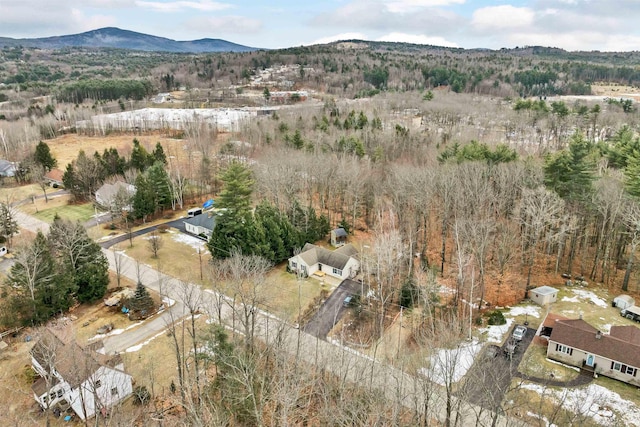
303 278 362 339
461 325 535 409
99 218 186 249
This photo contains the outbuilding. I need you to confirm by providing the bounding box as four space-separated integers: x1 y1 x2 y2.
613 295 635 311
528 286 559 306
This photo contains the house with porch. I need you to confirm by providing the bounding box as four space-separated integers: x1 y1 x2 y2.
288 243 360 280
547 318 640 386
31 329 133 420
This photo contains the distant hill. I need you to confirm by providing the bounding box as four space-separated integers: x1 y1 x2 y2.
0 27 259 53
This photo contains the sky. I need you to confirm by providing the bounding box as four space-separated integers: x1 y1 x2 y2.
2 0 640 52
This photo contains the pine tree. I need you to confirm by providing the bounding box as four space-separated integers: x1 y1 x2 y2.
147 162 173 211
132 174 156 221
129 281 154 317
130 139 151 172
0 202 18 248
152 142 167 165
34 141 57 172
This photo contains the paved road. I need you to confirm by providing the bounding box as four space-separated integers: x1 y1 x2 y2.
303 278 362 339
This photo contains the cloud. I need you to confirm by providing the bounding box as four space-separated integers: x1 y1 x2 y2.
183 16 262 34
471 6 535 32
311 0 463 34
135 0 231 13
306 32 368 45
385 0 465 13
0 0 120 37
376 32 458 47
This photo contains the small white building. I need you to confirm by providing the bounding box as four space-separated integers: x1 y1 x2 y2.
613 295 635 311
31 329 133 420
528 286 559 306
288 243 359 280
183 213 216 239
330 228 348 247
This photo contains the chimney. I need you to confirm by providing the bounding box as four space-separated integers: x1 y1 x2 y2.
596 331 602 340
579 312 583 320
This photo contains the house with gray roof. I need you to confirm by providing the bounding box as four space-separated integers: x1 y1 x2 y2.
547 318 640 385
183 213 216 239
0 159 17 177
31 329 132 420
288 243 359 280
95 181 135 212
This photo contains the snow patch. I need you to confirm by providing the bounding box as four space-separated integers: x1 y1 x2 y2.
419 341 482 386
480 318 514 343
562 296 580 303
88 322 142 341
521 382 640 426
171 233 206 251
125 329 166 353
569 289 608 308
509 305 541 318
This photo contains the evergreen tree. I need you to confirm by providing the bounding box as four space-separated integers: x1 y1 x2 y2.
152 142 167 165
49 217 109 303
34 141 57 172
100 147 127 177
130 138 151 172
8 232 74 325
208 161 255 258
544 133 595 203
128 281 154 316
146 162 173 211
132 174 156 221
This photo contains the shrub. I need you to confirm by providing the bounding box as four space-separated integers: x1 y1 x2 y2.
487 310 506 326
157 224 169 233
132 385 150 405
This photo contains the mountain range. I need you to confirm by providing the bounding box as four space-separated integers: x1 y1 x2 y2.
0 27 259 53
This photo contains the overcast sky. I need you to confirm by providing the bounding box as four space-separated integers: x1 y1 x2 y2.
2 0 640 52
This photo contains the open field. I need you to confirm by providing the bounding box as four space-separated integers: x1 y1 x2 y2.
0 183 41 205
265 267 326 320
46 133 189 169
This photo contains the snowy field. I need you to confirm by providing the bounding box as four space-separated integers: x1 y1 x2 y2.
522 382 640 426
171 231 206 251
561 289 608 308
77 107 252 132
419 340 482 385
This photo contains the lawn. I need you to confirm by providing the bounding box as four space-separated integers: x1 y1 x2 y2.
114 228 209 284
19 193 95 223
551 285 630 332
519 342 579 381
264 267 326 320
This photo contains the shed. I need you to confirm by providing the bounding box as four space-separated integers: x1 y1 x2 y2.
330 228 348 247
613 295 635 311
528 286 559 306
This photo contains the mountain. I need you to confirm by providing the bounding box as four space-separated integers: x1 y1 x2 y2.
0 27 259 53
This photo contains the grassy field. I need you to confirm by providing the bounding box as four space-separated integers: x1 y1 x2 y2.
519 342 580 381
265 268 326 320
0 183 41 204
18 193 95 223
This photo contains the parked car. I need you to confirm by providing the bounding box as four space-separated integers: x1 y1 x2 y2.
621 306 640 322
512 325 527 341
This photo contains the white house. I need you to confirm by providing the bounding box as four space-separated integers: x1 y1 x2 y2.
31 329 133 420
528 286 558 306
183 213 216 239
288 243 360 280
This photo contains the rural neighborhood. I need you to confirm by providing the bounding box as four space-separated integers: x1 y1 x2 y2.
4 13 640 426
